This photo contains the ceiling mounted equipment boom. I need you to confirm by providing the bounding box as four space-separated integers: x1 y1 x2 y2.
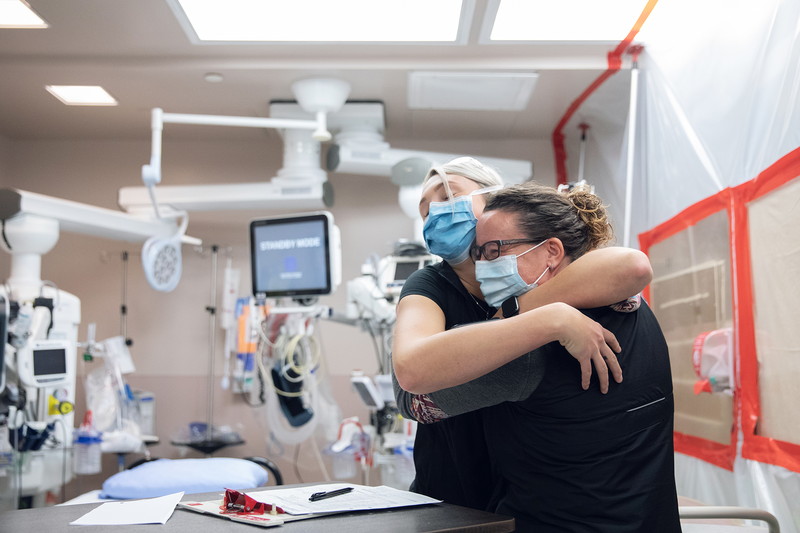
123 78 350 216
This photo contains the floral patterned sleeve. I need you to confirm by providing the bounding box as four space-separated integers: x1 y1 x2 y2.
609 294 641 313
409 394 450 424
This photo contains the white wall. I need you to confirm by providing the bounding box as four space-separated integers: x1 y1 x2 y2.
0 135 553 497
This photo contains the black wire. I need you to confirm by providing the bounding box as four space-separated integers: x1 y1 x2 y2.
1 220 12 251
257 368 266 404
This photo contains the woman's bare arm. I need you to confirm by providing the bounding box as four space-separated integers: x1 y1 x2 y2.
392 297 620 395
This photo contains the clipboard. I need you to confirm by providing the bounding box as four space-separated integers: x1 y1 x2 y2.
178 483 441 527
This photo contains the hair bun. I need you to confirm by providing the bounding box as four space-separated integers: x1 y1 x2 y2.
567 186 613 248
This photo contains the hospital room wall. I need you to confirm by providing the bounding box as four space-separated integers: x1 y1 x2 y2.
0 135 553 497
0 135 10 182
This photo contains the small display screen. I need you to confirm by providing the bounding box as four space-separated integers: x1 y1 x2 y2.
250 213 332 298
33 348 67 376
393 261 421 281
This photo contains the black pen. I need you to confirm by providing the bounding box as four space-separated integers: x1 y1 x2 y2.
309 487 354 502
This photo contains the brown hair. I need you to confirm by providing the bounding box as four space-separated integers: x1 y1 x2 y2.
484 182 614 259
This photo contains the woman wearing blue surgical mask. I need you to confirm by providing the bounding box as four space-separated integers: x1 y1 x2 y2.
391 157 653 511
422 183 501 264
467 182 678 532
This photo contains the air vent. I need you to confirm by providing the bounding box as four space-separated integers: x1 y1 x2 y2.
408 71 538 111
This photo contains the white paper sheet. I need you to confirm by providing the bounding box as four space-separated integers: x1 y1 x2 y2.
248 483 440 515
69 491 184 526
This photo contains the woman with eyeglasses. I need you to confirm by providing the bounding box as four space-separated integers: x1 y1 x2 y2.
469 181 677 532
391 157 652 511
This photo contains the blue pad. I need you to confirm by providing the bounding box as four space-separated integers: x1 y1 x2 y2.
101 457 269 499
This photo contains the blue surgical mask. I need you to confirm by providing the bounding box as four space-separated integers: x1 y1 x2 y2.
475 240 549 308
422 185 501 264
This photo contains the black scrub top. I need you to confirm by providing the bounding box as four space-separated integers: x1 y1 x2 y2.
398 262 496 510
484 302 681 532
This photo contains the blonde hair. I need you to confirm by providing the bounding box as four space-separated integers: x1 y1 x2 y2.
485 181 613 258
422 157 504 200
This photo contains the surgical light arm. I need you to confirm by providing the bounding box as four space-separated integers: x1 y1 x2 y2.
141 107 333 191
134 79 350 216
0 188 197 244
120 110 338 214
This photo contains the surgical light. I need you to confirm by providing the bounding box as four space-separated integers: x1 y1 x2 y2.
141 214 188 293
141 235 182 292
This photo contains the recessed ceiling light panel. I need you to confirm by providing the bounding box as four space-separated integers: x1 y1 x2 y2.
45 85 118 106
169 0 471 43
483 0 647 42
0 0 48 28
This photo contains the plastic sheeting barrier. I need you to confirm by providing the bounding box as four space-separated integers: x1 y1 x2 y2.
554 1 800 529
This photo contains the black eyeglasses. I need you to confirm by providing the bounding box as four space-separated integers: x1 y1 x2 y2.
469 239 541 261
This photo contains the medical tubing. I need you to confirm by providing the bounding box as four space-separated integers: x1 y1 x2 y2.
254 342 272 392
257 320 278 348
106 354 129 432
292 442 304 483
256 309 286 352
239 336 267 407
52 417 68 504
39 280 60 308
311 433 331 481
283 335 320 383
259 313 338 447
280 334 308 384
270 333 321 396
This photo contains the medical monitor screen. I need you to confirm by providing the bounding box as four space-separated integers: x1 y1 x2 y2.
33 347 67 377
250 213 333 299
393 261 420 282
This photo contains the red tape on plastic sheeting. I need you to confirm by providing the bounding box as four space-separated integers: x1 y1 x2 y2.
674 432 734 471
553 0 660 185
736 147 800 202
638 189 732 303
733 148 800 473
639 148 800 473
639 188 737 469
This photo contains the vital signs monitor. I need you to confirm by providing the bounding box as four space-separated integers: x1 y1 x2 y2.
249 211 341 300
